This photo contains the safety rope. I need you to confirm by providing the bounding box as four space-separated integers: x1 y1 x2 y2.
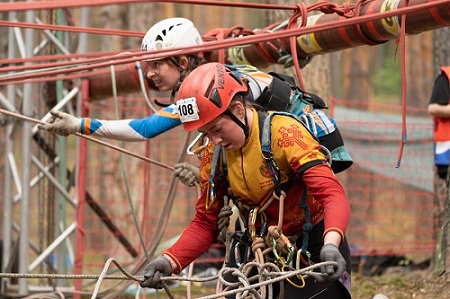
135 61 158 113
0 258 337 299
0 0 297 13
287 3 308 91
110 65 150 261
0 108 173 171
2 0 448 85
394 0 409 168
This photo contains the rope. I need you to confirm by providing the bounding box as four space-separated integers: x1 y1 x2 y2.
0 255 335 299
200 261 338 299
218 195 233 263
2 0 448 85
395 0 409 168
110 65 150 261
0 108 174 171
287 3 308 91
218 196 233 243
0 273 142 281
0 0 297 13
135 61 158 113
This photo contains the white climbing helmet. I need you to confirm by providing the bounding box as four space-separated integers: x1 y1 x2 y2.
141 17 203 55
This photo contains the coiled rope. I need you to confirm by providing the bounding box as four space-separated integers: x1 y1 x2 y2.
0 258 337 299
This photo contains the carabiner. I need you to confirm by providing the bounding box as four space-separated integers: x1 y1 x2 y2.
283 264 306 289
187 132 209 159
280 234 295 265
248 207 267 242
271 231 295 265
296 249 312 272
250 207 259 241
205 182 216 210
234 242 242 266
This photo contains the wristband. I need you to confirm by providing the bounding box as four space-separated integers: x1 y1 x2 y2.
162 254 177 274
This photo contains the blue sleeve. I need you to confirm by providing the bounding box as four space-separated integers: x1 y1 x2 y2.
81 105 182 141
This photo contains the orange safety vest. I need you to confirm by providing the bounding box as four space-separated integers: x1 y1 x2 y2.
433 66 450 141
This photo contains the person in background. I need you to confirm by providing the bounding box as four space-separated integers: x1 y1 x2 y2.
139 62 352 298
39 17 204 181
40 17 202 142
428 66 450 181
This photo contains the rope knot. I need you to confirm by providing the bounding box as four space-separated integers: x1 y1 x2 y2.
303 223 313 233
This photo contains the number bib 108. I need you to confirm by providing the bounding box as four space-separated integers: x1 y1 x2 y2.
177 97 199 123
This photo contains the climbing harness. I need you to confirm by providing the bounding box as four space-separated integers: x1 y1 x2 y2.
204 109 335 298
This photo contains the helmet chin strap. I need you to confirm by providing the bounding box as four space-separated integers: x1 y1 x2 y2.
224 100 249 140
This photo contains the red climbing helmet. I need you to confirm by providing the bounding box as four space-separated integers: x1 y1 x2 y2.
175 62 248 132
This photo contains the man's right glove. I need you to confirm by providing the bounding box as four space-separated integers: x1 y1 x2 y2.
173 163 200 187
38 110 81 136
315 244 346 287
139 256 172 289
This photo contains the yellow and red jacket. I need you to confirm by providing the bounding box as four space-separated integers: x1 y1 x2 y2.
164 109 350 274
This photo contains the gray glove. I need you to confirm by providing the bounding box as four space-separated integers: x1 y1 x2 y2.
140 256 172 289
173 163 199 187
315 244 346 286
38 110 81 136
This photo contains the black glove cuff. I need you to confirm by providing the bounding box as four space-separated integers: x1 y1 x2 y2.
321 243 339 252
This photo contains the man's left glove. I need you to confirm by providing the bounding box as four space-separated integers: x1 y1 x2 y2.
315 244 346 287
139 256 172 289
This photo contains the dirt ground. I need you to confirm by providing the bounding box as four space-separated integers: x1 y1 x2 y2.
351 269 450 299
134 267 450 299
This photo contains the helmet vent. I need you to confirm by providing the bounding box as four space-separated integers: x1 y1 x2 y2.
205 79 222 108
209 88 222 108
204 79 214 98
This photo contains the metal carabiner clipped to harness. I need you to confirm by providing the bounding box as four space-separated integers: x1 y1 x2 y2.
205 181 216 210
271 232 295 266
187 132 209 160
248 207 267 242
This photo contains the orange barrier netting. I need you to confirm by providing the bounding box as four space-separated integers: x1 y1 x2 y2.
0 1 447 297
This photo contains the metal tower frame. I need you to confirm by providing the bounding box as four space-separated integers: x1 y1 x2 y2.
1 6 90 297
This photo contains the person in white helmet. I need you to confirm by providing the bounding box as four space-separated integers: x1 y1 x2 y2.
141 17 203 98
39 17 206 184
